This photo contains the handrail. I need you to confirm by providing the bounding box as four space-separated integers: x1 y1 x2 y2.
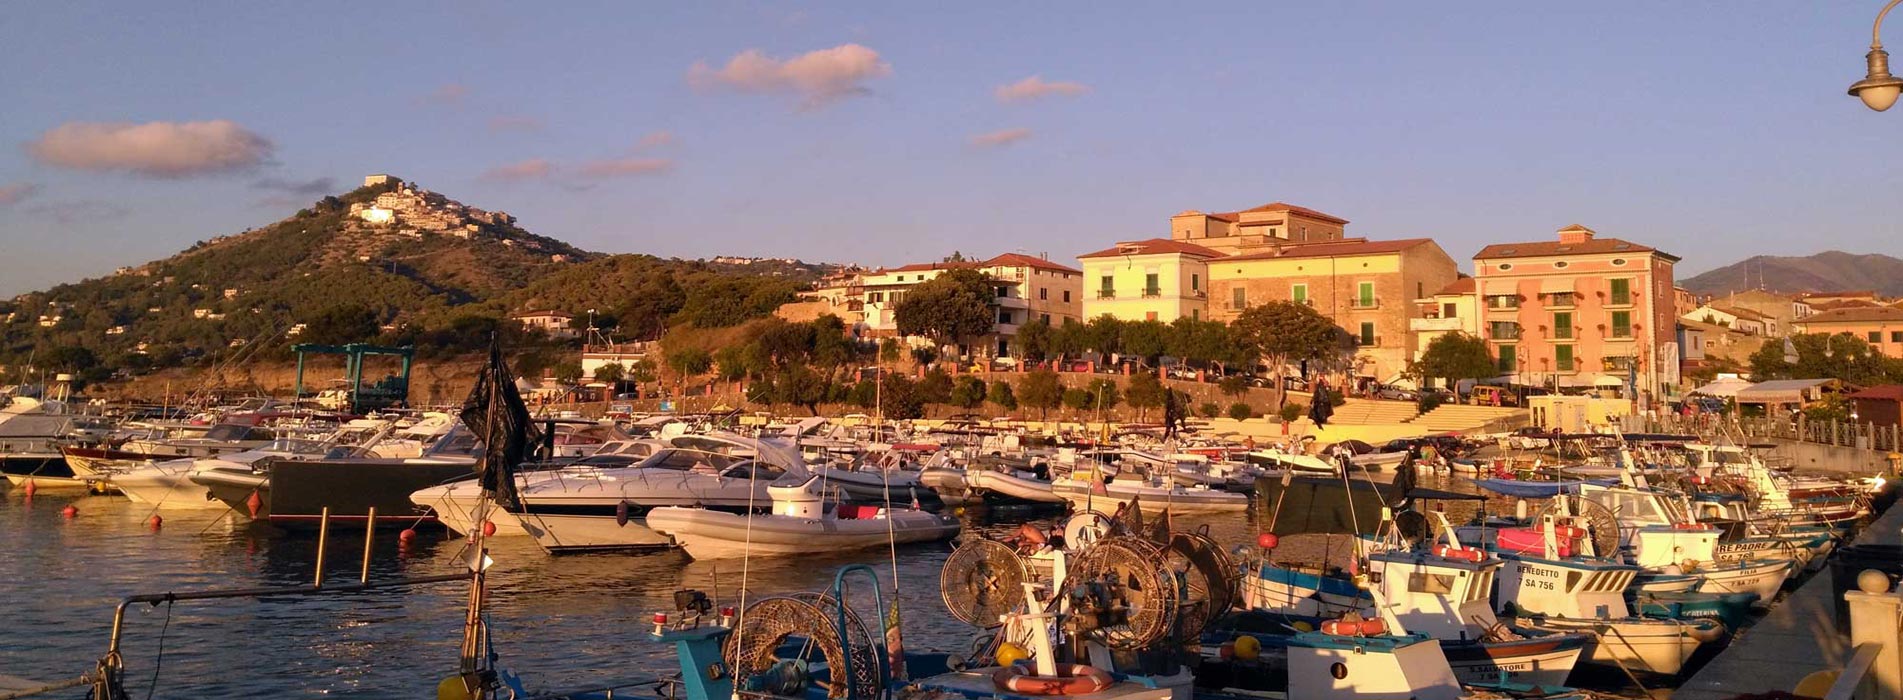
1825 642 1881 700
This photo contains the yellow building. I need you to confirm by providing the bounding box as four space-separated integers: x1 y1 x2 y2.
1168 202 1348 256
1076 238 1225 323
1410 277 1478 355
1208 238 1460 384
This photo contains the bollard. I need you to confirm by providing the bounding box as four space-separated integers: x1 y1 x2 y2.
1844 572 1903 699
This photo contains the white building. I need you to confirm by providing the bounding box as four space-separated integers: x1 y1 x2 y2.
511 310 578 339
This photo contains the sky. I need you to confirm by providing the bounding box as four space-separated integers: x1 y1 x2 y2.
2 2 1900 296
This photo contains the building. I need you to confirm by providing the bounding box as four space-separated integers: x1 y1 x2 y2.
1673 287 1699 318
1208 238 1460 384
1472 224 1680 400
1077 238 1225 323
856 253 1082 358
1706 289 1811 336
1411 277 1479 355
1799 290 1881 306
1678 323 1706 365
1167 202 1348 256
1680 304 1771 336
363 174 396 187
511 310 578 339
581 342 653 381
1794 306 1903 357
1849 385 1903 426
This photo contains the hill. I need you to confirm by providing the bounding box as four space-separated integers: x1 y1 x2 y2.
1680 251 1903 297
0 176 839 384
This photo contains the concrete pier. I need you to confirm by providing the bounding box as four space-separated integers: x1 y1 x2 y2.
1674 501 1903 699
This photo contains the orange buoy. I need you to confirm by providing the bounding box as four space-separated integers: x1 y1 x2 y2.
481 520 498 537
399 528 419 544
61 504 78 518
148 515 163 530
991 664 1114 695
245 491 263 519
1257 533 1279 550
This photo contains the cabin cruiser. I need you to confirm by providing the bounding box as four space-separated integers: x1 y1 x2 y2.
414 438 670 538
1051 470 1248 515
646 473 961 559
0 397 110 488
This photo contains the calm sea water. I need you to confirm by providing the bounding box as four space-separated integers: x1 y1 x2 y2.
0 473 1487 699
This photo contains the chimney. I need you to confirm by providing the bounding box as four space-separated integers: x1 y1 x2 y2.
1557 224 1596 245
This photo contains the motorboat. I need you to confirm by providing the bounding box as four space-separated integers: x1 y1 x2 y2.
413 438 667 537
645 473 961 559
1050 472 1248 514
0 396 109 489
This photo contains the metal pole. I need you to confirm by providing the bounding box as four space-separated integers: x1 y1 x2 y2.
360 507 377 584
313 506 330 588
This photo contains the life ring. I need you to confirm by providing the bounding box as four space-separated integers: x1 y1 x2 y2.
991 663 1115 695
1672 522 1709 531
1319 618 1388 636
1432 544 1485 562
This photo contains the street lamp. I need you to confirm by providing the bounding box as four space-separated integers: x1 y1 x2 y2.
1851 0 1903 111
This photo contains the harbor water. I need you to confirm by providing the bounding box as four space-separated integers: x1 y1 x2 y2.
0 473 1473 698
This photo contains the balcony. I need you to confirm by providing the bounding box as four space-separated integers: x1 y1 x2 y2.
1410 317 1463 332
996 296 1029 309
1350 298 1380 310
1142 287 1162 298
1097 290 1116 300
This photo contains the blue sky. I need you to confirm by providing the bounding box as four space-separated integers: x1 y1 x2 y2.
2 2 1899 295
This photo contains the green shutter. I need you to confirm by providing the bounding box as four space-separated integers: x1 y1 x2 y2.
1612 311 1631 338
1610 279 1631 305
1358 282 1375 307
1553 312 1572 339
1498 345 1517 373
1360 322 1375 346
1556 345 1574 371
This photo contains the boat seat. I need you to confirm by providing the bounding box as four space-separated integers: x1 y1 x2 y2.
836 505 883 520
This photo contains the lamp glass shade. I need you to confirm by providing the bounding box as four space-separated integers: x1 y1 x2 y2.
1856 81 1903 111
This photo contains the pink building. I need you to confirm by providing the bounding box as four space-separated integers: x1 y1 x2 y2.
1472 225 1680 402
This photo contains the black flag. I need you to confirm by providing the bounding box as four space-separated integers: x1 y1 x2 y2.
460 338 538 510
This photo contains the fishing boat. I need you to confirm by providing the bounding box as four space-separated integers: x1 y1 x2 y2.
0 396 108 489
645 473 960 559
1470 477 1610 499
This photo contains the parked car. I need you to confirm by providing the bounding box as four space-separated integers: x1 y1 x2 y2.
1373 384 1417 401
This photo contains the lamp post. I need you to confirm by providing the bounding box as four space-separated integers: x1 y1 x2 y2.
1851 0 1903 111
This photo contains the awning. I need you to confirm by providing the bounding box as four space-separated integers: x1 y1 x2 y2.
1692 377 1751 398
1735 379 1834 404
1593 374 1627 388
1557 374 1602 388
1540 278 1577 294
1481 279 1519 296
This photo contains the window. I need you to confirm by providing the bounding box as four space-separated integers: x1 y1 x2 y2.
1498 344 1517 373
1144 273 1161 297
998 310 1013 324
1191 273 1200 291
1611 311 1632 338
1355 282 1376 308
868 292 884 303
1442 302 1457 318
1098 275 1114 299
1040 313 1051 324
1485 294 1519 310
1556 344 1575 371
1554 261 1569 269
1359 322 1376 346
1038 287 1048 301
1232 287 1248 309
1191 309 1200 320
1417 282 1424 299
1612 258 1627 266
1892 331 1902 343
1604 356 1634 371
1871 331 1884 343
1062 290 1071 303
1292 284 1308 305
1552 312 1573 339
1498 263 1514 271
1489 321 1521 340
1548 292 1576 307
1609 279 1631 305
995 286 1009 298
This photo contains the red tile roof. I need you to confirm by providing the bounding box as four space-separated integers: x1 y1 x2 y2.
1236 201 1349 224
983 252 1080 274
1850 385 1903 401
1218 238 1435 262
877 261 978 274
1474 237 1678 262
1077 238 1226 260
1434 277 1475 296
1711 305 1770 321
1799 306 1903 324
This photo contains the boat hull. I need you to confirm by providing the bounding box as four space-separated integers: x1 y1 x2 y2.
1 455 83 488
1442 635 1587 687
645 507 961 559
1052 480 1248 514
965 470 1065 504
1521 616 1716 676
112 462 223 509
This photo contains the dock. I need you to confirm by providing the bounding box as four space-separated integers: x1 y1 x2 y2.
1674 501 1903 699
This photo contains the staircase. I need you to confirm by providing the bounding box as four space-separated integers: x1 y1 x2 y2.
1407 404 1529 433
1327 398 1422 425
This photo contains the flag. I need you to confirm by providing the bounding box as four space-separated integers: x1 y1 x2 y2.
460 337 539 511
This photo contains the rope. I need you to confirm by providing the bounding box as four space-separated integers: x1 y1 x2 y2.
733 426 764 700
143 598 174 700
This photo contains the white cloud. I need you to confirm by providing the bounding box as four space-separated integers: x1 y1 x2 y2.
970 128 1033 148
638 130 675 148
488 115 544 132
0 183 41 206
995 75 1089 103
481 159 557 181
252 176 336 196
689 44 892 107
575 157 673 179
25 120 274 178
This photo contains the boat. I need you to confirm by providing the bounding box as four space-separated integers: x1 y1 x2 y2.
964 467 1067 504
412 438 667 538
1470 477 1611 499
110 457 223 509
645 474 960 559
192 422 472 527
0 396 109 489
1050 473 1249 514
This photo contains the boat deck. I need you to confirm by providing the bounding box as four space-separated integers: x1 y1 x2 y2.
1673 498 1903 699
912 670 1178 700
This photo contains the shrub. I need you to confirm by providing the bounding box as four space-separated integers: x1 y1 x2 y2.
1199 402 1221 419
1228 402 1255 421
1279 403 1305 423
1417 393 1446 412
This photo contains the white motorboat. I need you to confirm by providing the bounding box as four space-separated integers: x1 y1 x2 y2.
965 467 1066 504
1050 473 1248 514
1 397 110 489
111 457 221 509
645 474 961 559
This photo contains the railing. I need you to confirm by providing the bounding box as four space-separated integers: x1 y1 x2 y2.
1620 413 1903 454
1097 290 1115 299
1350 297 1380 309
1142 288 1162 298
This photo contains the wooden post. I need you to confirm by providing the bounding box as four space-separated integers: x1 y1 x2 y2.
313 506 330 588
360 506 376 584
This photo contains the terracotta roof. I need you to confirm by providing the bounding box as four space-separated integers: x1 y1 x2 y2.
1711 305 1770 321
1218 238 1435 262
1809 299 1882 311
1473 237 1678 262
1235 202 1349 225
876 261 978 274
1433 277 1475 296
983 252 1080 274
1799 306 1903 324
511 310 572 318
1799 290 1877 299
1077 238 1226 260
1677 319 1735 334
1850 385 1903 401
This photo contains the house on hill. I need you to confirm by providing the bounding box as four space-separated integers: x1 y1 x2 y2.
511 310 577 339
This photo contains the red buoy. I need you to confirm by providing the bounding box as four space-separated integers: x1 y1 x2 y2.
1257 533 1279 550
399 528 419 544
148 515 164 530
481 520 498 537
22 479 37 497
245 491 263 519
61 504 78 518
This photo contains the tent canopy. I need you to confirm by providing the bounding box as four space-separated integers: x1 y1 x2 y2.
1692 377 1752 398
1735 378 1835 404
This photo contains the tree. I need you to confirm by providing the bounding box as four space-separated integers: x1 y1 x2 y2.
1749 332 1896 385
1219 376 1250 397
713 345 752 382
1084 378 1121 413
1121 320 1169 366
1063 388 1093 413
1410 333 1495 398
918 368 954 407
1051 319 1090 361
1126 372 1167 420
1016 317 1053 363
1230 301 1346 410
593 361 626 387
303 304 380 345
879 374 925 420
666 346 712 395
987 380 1018 411
1228 402 1256 420
893 268 997 346
628 358 657 397
1199 402 1222 419
950 376 987 410
1017 368 1064 418
551 362 584 386
772 364 829 415
1083 315 1123 357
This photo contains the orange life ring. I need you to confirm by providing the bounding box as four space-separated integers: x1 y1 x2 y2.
1319 618 1389 636
1432 544 1485 562
1672 522 1709 531
991 663 1115 695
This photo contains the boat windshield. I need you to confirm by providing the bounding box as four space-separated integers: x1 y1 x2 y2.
266 438 330 455
204 424 274 442
720 460 785 481
637 448 734 472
